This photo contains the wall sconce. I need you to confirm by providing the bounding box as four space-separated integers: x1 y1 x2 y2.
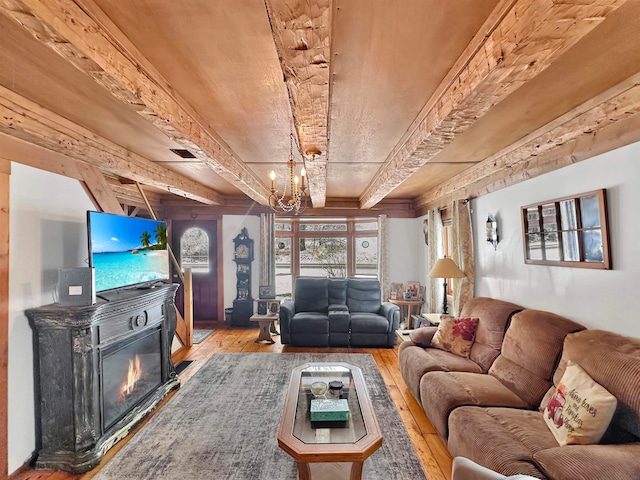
486 214 498 250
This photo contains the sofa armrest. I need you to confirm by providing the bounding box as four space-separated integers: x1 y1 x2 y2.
408 326 438 347
279 300 294 344
329 303 349 313
380 302 400 332
534 443 640 480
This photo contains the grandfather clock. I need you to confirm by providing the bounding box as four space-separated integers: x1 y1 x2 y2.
231 227 254 326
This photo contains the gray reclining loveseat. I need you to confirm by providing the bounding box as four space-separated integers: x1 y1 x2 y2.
279 276 400 347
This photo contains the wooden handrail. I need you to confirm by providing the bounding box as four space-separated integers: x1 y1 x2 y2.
135 182 193 346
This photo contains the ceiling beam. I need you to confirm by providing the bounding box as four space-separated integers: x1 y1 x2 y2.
414 71 640 212
265 0 332 208
0 86 223 205
0 0 271 204
359 0 628 209
78 163 125 215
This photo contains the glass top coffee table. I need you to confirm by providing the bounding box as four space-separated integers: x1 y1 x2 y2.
277 362 382 480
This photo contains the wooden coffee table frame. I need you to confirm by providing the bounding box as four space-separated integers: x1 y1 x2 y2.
277 362 383 480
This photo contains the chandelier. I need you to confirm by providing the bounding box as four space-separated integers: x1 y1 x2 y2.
268 130 309 215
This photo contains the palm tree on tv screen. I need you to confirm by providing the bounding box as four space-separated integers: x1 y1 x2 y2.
140 231 151 248
154 223 167 249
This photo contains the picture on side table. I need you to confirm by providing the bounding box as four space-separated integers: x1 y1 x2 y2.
390 282 404 300
406 281 421 299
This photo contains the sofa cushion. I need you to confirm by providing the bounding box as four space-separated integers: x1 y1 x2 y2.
294 277 329 313
346 278 381 313
488 310 584 408
461 297 523 372
533 443 640 480
398 342 483 401
290 312 329 334
431 316 479 358
420 371 530 439
543 361 617 446
328 277 347 306
448 406 556 479
349 313 390 333
545 329 640 443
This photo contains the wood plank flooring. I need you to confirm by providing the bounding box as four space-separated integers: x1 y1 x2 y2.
12 323 453 480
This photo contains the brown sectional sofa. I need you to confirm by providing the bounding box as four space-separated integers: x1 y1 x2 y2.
398 297 523 402
398 297 640 479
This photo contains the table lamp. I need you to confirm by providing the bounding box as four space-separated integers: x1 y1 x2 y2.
427 256 465 315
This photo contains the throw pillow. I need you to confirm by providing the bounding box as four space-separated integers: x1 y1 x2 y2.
543 361 617 446
430 316 479 358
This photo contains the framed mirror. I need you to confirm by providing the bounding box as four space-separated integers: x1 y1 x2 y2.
521 189 611 269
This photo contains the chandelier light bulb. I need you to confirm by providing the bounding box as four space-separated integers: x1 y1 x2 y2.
268 129 311 215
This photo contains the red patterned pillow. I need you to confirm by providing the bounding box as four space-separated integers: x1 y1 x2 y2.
430 316 479 358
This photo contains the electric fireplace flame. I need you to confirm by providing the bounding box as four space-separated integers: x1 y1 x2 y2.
119 354 142 402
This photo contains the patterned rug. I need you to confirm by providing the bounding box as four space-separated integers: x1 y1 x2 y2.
94 353 427 480
192 329 215 344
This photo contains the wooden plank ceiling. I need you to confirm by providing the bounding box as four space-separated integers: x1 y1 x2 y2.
0 0 639 216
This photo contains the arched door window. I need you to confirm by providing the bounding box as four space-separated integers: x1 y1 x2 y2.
180 227 209 273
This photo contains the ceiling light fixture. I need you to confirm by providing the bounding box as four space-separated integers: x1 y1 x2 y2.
268 130 308 215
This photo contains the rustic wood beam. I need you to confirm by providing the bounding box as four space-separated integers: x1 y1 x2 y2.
0 86 222 205
265 0 332 208
78 163 125 215
105 180 164 212
360 0 628 209
414 71 640 212
0 0 271 204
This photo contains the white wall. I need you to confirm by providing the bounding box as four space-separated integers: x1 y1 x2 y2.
222 215 261 311
473 141 640 336
388 216 424 295
8 163 94 474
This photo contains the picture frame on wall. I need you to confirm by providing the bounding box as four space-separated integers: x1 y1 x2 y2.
259 285 275 299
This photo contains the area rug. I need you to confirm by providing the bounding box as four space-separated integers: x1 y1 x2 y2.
192 328 215 344
94 353 427 480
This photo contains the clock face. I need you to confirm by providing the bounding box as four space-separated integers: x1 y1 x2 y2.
235 244 249 258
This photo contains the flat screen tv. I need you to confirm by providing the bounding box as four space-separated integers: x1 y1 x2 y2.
87 211 170 293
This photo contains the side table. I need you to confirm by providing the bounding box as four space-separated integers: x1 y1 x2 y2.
249 314 277 344
388 298 424 329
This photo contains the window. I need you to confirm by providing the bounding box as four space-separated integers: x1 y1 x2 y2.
180 227 210 273
522 189 611 269
275 218 379 298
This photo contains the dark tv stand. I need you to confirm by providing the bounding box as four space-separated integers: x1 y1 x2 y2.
26 284 180 473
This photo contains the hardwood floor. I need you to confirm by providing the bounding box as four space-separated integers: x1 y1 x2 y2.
12 323 453 480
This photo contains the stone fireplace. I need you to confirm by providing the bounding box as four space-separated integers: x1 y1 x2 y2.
26 284 180 473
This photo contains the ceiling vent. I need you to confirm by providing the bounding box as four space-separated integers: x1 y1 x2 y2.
170 148 196 158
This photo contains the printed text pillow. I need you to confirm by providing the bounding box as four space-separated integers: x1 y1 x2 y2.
543 361 617 446
430 316 478 358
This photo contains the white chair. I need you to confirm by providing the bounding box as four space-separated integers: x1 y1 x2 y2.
451 457 539 480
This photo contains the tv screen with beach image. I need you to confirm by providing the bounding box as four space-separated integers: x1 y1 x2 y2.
88 211 170 292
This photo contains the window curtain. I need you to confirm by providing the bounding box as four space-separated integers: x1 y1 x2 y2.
450 200 474 316
426 209 443 314
377 214 389 298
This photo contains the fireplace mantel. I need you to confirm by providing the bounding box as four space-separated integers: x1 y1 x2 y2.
26 284 180 473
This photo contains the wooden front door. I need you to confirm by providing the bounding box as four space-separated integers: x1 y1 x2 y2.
171 220 219 322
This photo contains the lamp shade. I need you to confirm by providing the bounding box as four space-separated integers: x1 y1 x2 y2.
428 257 465 279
